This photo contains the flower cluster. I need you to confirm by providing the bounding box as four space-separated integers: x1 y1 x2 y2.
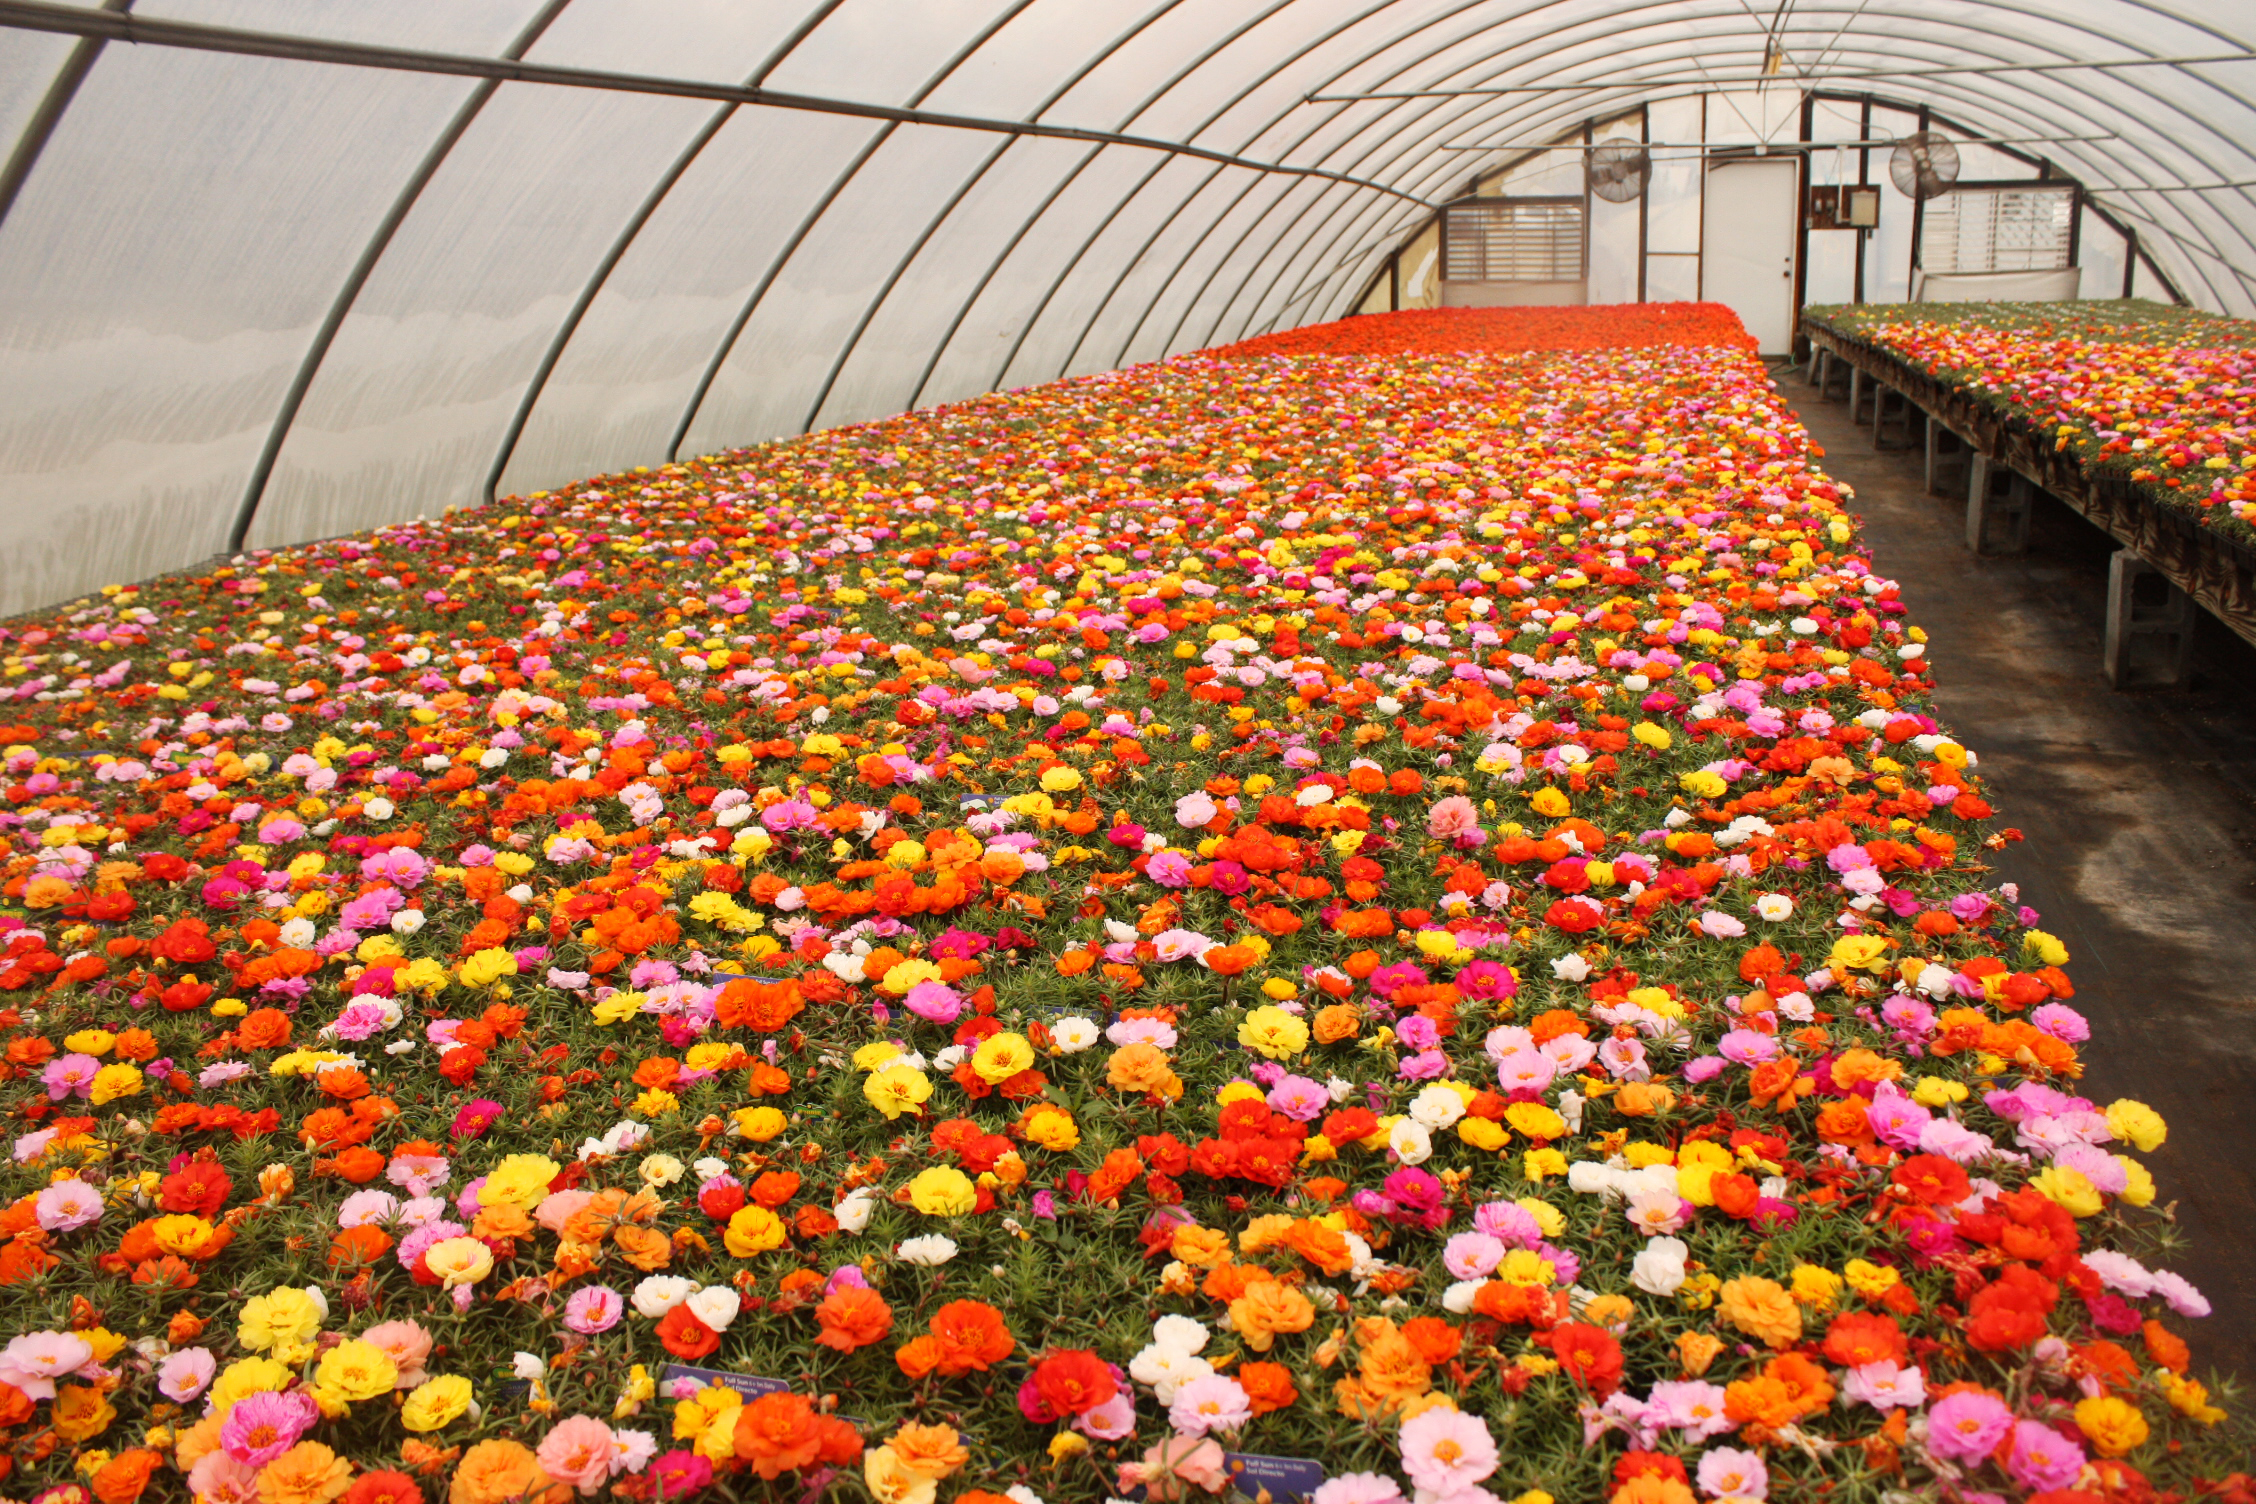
0 303 2239 1504
1805 299 2256 542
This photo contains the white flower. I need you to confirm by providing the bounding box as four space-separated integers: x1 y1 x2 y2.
684 1286 741 1332
1774 991 1815 1022
363 797 395 821
1006 1488 1046 1504
1387 1118 1432 1166
1408 1084 1466 1131
897 1234 958 1266
1151 1315 1209 1355
278 917 317 948
512 1352 547 1381
692 1157 730 1183
631 1276 695 1318
834 1189 875 1234
931 1045 968 1072
303 1285 329 1320
1630 1236 1688 1295
638 1154 685 1188
1550 953 1592 983
1051 1016 1099 1053
389 909 426 936
1442 1279 1485 1314
1128 1344 1213 1404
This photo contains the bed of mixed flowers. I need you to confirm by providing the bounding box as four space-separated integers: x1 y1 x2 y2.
0 303 2244 1504
1801 300 2256 547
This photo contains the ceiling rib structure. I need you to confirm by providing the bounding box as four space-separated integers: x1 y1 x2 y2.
0 0 2250 618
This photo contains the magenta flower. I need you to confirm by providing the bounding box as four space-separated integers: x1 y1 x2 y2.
1924 1389 2014 1463
41 1054 98 1101
565 1284 626 1335
219 1387 318 1467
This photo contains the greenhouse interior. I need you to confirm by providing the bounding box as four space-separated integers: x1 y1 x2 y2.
3 1 2256 1501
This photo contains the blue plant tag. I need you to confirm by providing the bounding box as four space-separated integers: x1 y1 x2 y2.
1225 1453 1327 1502
656 1362 789 1401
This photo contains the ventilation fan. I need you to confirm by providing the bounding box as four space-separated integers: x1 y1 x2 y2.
1587 137 1652 203
1889 131 1960 200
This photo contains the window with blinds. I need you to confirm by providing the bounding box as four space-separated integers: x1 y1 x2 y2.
1919 186 2075 274
1442 197 1587 281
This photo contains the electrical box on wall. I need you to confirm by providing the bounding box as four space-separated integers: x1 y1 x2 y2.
1807 184 1880 230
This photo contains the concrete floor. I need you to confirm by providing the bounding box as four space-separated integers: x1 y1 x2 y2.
1779 365 2256 1378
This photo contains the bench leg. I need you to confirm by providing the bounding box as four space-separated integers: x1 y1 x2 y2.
1966 456 2033 556
2103 550 2197 688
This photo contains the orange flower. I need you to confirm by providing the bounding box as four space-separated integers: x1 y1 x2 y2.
90 1449 160 1504
1236 1361 1298 1414
733 1392 825 1479
447 1440 564 1504
259 1442 356 1504
925 1300 1014 1375
887 1422 968 1481
814 1285 895 1352
1228 1280 1315 1352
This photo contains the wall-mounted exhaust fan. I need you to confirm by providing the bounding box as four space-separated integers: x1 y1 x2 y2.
1587 136 1652 202
1889 131 1961 200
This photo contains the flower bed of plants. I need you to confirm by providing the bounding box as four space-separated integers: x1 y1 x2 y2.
1213 305 1755 360
1802 299 2256 547
0 304 2243 1504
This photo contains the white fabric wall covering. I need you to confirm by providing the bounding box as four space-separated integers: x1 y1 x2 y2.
0 0 2250 616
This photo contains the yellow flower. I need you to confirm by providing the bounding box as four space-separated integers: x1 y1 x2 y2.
1912 1074 1969 1108
64 1029 116 1056
725 1205 788 1257
2031 1165 2104 1218
2105 1099 2167 1152
1494 1249 1555 1287
482 1154 561 1211
878 958 944 998
206 1356 294 1421
2161 1372 2226 1426
592 990 646 1026
2116 1156 2156 1207
1504 1102 1567 1140
1844 1260 1900 1299
400 1374 474 1432
421 1237 495 1288
239 1288 323 1353
1236 1006 1309 1060
853 1040 905 1072
2021 929 2068 966
865 1445 940 1504
1529 787 1571 817
1826 935 1890 973
1039 765 1083 793
88 1063 143 1105
1515 1197 1565 1237
1021 1105 1080 1152
1788 1264 1843 1311
970 1031 1034 1083
312 1340 398 1405
732 1106 787 1141
908 1166 977 1217
1456 1118 1509 1151
1522 1147 1567 1181
1677 770 1726 799
52 1385 116 1443
864 1065 933 1120
1631 722 1670 750
458 947 519 988
632 1087 681 1118
2073 1394 2150 1457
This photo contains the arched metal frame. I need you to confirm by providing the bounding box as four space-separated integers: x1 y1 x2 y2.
0 0 2252 617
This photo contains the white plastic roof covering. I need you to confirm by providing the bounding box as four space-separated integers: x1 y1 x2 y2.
0 0 2251 618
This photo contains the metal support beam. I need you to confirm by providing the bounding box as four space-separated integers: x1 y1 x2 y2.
0 0 1427 209
229 0 574 554
0 0 129 234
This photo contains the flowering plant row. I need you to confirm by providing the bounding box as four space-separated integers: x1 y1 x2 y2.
1213 306 1756 361
0 305 2241 1504
1802 300 2256 545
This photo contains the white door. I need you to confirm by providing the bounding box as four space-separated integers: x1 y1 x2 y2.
1701 159 1799 354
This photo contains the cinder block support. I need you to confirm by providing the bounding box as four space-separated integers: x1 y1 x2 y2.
1872 384 1915 450
1965 455 2033 555
2104 550 2197 688
1924 417 1971 496
1848 366 1868 423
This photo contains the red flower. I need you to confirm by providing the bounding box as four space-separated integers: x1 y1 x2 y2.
1891 1154 1971 1206
1031 1349 1116 1417
1545 1322 1624 1397
655 1304 720 1360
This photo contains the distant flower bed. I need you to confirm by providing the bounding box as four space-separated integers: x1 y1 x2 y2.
1212 303 1757 358
0 306 2239 1504
1804 299 2256 545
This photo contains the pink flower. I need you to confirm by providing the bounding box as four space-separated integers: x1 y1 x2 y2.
1168 1374 1252 1437
1074 1390 1138 1441
1695 1447 1767 1500
1310 1476 1406 1504
1840 1360 1926 1411
903 980 963 1024
1121 1433 1230 1502
187 1452 262 1504
0 1331 92 1399
361 1320 434 1388
41 1053 98 1101
1426 795 1481 842
1924 1390 2013 1463
386 1152 450 1198
1442 1232 1505 1280
33 1179 102 1232
219 1387 318 1467
566 1285 625 1334
2004 1419 2085 1493
538 1415 620 1495
158 1346 216 1402
1399 1408 1498 1499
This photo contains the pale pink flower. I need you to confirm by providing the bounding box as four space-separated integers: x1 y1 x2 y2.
1399 1409 1498 1499
538 1415 619 1495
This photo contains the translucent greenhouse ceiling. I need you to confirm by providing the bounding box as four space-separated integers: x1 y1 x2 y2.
0 0 2252 618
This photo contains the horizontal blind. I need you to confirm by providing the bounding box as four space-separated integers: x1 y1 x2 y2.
1443 199 1586 281
1921 187 2074 273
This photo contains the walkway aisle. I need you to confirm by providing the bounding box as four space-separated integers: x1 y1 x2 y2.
1783 369 2256 1377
